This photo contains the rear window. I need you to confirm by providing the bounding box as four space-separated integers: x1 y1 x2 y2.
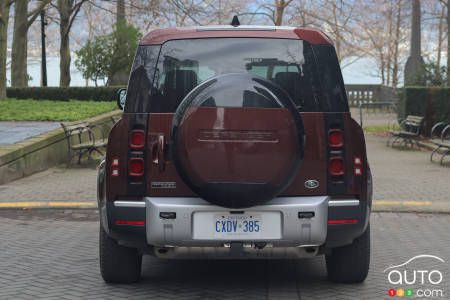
125 38 348 113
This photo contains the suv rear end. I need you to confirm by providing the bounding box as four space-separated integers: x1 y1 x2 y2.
97 25 372 284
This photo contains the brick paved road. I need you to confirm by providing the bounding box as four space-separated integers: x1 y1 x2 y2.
0 210 448 299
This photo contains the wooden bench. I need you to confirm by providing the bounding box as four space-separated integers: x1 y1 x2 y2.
60 119 112 164
430 122 450 165
387 115 424 148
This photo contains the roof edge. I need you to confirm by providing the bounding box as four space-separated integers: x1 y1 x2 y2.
139 26 333 46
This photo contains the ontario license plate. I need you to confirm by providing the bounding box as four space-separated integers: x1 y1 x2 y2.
192 211 281 240
214 213 261 238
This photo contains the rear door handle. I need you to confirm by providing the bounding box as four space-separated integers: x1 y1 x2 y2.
152 133 165 172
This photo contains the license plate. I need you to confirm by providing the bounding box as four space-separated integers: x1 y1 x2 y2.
214 213 261 238
192 211 281 240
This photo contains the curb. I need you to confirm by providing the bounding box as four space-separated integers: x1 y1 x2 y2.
0 202 97 210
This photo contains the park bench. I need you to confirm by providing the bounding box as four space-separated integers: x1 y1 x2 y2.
430 122 450 165
386 115 424 148
61 117 117 164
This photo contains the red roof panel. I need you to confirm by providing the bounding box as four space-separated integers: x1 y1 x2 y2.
140 26 333 46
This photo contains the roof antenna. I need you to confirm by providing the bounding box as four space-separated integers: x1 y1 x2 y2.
231 15 240 27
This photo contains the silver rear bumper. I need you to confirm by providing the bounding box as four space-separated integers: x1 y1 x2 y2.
144 196 330 248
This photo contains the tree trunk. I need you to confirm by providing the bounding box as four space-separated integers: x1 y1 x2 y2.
274 0 292 26
59 27 71 87
386 1 393 86
447 1 450 86
0 1 12 100
58 0 71 87
117 0 125 22
108 0 128 86
437 4 445 71
392 0 402 88
11 0 28 87
275 2 284 25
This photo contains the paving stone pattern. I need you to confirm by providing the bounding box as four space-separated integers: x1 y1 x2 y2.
0 211 448 299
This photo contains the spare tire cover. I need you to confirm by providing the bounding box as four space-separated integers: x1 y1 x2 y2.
170 73 305 208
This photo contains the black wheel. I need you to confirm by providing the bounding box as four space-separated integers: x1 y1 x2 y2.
99 225 142 283
326 224 370 283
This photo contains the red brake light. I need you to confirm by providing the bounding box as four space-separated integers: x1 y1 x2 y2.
129 130 145 149
128 158 144 176
329 157 345 176
328 129 344 148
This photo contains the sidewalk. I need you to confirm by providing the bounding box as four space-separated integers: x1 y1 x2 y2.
368 133 450 212
0 163 97 208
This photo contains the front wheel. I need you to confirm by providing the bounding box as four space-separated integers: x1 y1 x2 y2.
326 224 370 283
99 225 142 283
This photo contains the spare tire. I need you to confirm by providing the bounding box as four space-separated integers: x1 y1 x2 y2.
170 73 305 208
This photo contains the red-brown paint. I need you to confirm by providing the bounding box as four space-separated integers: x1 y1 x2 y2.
176 106 299 185
105 112 367 201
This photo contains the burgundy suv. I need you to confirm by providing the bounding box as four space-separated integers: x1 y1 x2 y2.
97 25 372 284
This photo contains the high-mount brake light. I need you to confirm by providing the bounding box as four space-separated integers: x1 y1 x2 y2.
129 130 145 149
329 157 345 176
128 158 144 177
328 129 344 148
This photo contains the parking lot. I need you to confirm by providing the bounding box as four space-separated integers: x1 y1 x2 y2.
0 210 448 299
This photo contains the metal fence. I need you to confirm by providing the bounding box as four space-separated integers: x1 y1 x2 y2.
345 84 398 107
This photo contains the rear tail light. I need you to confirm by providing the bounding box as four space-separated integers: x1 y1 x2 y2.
129 130 145 149
328 129 344 148
329 157 345 176
128 158 144 177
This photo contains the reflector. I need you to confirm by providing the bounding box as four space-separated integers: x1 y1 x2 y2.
328 219 358 224
115 220 145 226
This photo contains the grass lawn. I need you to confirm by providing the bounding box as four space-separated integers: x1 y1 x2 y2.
363 125 400 132
0 98 117 122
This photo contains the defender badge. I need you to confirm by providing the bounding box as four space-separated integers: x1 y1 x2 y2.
304 180 319 189
151 182 176 189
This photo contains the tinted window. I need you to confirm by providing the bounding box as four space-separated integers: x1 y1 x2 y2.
150 38 322 112
125 39 349 113
124 45 161 113
312 45 349 112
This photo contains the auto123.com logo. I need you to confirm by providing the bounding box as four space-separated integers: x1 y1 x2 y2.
384 255 446 298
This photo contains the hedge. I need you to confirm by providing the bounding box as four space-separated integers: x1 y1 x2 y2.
6 86 126 102
399 87 450 136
